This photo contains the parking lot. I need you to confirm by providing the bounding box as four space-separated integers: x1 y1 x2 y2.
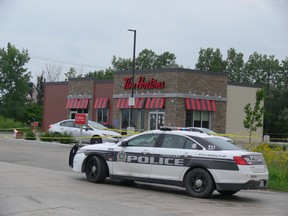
0 135 287 216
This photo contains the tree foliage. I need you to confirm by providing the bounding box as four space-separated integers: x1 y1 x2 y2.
112 49 179 71
243 89 265 143
23 102 43 125
64 67 77 80
225 48 245 82
0 43 31 121
36 73 45 105
195 48 227 72
195 47 288 138
85 68 114 79
195 47 285 87
85 49 180 79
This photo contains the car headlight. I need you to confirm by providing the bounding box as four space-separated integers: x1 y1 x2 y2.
102 133 114 138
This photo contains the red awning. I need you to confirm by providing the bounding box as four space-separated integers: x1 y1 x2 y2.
185 98 216 112
94 98 109 109
66 98 89 109
145 98 165 109
117 98 145 109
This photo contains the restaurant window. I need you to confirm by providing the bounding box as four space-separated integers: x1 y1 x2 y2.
186 110 211 128
121 109 131 129
121 109 144 131
140 109 145 131
97 109 108 123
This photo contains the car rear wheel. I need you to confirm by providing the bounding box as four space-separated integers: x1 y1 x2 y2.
85 156 108 183
217 190 239 196
184 168 215 198
90 136 102 144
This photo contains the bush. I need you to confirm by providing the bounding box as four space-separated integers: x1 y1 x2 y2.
58 132 75 144
39 131 55 142
251 143 288 191
0 116 25 131
39 131 75 144
24 130 37 140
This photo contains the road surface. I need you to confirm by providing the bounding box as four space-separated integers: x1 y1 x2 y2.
0 135 287 216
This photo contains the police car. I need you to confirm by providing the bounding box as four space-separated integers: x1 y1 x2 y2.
69 127 268 198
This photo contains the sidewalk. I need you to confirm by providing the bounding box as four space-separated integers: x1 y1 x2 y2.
0 132 14 139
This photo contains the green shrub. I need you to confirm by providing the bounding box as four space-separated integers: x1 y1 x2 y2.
251 143 288 191
58 132 75 144
0 116 25 131
39 131 55 142
24 130 37 140
39 131 75 144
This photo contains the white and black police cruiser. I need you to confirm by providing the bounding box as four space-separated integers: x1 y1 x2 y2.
69 127 268 198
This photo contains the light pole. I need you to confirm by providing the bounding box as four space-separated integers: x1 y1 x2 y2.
128 29 136 127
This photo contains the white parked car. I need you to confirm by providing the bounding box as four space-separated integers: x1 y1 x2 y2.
69 127 268 198
185 127 234 143
48 119 122 144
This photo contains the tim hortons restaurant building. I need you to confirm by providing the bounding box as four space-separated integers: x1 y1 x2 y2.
43 68 263 141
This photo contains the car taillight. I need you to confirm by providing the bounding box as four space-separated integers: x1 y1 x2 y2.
233 156 248 165
48 125 52 129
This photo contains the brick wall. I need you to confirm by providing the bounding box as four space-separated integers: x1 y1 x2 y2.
113 68 228 132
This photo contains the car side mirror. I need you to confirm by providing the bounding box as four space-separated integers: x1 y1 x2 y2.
120 140 128 147
82 126 88 131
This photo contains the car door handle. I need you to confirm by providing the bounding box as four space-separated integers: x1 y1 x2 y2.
142 150 150 154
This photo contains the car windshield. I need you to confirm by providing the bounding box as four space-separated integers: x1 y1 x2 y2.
88 121 108 130
189 136 241 151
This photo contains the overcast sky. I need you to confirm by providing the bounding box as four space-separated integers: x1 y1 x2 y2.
1 0 287 82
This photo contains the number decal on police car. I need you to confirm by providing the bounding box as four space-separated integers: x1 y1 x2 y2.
208 145 215 150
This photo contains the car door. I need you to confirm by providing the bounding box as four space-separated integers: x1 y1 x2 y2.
149 134 201 181
78 125 94 143
59 120 77 135
111 133 160 179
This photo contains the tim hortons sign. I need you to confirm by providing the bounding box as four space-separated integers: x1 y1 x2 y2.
75 113 88 125
124 76 165 90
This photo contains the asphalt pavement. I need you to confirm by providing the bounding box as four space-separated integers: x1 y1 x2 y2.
0 134 288 216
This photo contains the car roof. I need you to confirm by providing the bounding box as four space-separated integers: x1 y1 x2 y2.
147 129 214 138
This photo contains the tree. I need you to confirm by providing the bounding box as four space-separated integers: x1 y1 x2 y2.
243 89 265 144
42 64 63 82
0 43 31 121
225 48 245 82
36 73 45 105
23 102 43 126
64 67 77 80
85 68 114 80
195 48 227 72
112 49 180 71
263 57 288 137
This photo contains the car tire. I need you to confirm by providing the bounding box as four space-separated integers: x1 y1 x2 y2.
217 190 239 196
184 168 215 198
90 136 102 144
85 155 108 183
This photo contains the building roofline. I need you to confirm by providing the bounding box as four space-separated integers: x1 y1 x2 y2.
228 81 264 88
44 78 113 86
44 81 68 86
114 67 227 77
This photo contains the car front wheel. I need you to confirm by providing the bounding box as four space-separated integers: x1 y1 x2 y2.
184 168 215 198
85 156 108 183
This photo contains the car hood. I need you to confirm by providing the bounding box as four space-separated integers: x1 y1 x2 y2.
93 129 121 137
82 142 117 150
